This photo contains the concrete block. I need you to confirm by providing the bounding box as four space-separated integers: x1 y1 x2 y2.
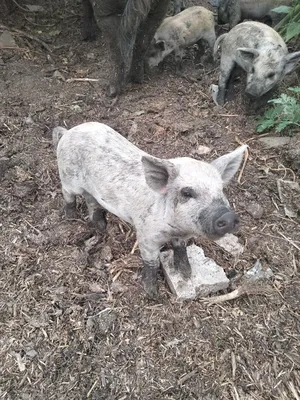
214 233 244 256
160 244 229 300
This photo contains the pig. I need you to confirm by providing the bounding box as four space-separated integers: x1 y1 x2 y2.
81 0 171 97
53 122 247 297
173 0 186 14
217 0 293 29
148 6 216 71
214 21 300 106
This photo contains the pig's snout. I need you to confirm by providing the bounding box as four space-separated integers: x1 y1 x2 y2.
213 211 240 236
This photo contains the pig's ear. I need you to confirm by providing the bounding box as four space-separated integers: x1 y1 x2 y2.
142 156 178 193
211 145 248 184
236 48 259 73
284 51 300 75
155 40 165 51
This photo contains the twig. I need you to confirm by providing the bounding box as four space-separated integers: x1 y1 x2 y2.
278 231 300 252
235 136 249 184
66 78 100 83
0 24 52 53
204 283 269 304
87 379 98 398
130 240 138 255
178 369 198 385
219 114 239 117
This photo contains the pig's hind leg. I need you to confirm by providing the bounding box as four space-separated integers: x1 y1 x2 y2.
84 192 107 232
172 238 192 280
127 0 170 84
62 188 77 219
81 0 97 41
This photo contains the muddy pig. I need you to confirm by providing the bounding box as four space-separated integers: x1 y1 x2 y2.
148 6 216 71
53 122 247 297
81 0 171 97
214 21 300 106
217 0 293 29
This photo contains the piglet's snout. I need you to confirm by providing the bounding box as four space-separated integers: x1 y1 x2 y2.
213 211 240 236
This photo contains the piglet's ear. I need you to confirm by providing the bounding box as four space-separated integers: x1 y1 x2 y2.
142 156 178 193
211 145 248 184
236 48 259 73
284 51 300 75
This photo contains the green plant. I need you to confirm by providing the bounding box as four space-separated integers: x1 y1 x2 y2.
274 1 300 41
256 87 300 133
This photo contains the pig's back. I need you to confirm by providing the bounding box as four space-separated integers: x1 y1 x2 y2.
241 0 292 19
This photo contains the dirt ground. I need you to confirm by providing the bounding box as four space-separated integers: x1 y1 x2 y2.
1 1 300 399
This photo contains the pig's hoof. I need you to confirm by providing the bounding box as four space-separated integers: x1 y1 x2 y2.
143 281 158 299
81 28 97 41
65 208 78 220
128 67 144 84
106 84 120 98
142 269 158 298
92 209 107 233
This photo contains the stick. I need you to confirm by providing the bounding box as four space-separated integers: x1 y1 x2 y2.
235 136 249 183
66 78 100 83
0 24 52 53
130 240 138 255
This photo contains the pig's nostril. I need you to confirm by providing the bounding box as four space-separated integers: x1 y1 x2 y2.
214 212 240 235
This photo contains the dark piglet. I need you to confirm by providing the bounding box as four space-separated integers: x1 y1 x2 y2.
81 0 171 97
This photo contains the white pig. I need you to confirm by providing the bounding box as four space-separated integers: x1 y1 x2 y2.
214 21 300 105
53 122 247 297
148 6 216 71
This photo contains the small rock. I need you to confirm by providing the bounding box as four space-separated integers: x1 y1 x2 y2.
25 4 45 12
111 280 128 294
86 52 95 60
94 309 117 335
245 259 273 282
70 104 82 112
196 145 211 155
84 236 98 252
173 122 193 134
246 202 264 219
26 349 38 359
0 31 17 48
154 125 166 136
277 179 300 218
24 116 34 125
215 233 244 256
100 245 113 262
53 70 65 81
210 84 219 106
160 244 229 300
14 181 37 198
258 136 291 149
134 110 145 116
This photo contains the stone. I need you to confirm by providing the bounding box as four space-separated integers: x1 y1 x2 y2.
246 202 264 219
277 179 300 218
214 233 244 256
0 31 17 48
258 136 291 149
160 244 229 300
245 259 273 282
196 145 211 155
210 84 219 106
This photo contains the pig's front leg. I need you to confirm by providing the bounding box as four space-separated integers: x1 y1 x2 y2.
217 58 235 106
171 238 192 280
138 239 161 298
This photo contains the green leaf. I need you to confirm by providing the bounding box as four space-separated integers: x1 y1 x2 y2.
271 5 292 13
288 87 300 94
256 118 276 133
285 22 300 41
276 120 293 132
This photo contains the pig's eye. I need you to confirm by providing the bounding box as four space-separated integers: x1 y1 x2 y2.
181 187 196 199
267 72 275 79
